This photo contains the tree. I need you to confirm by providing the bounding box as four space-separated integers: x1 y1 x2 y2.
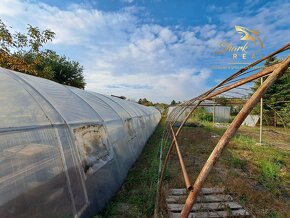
0 19 55 77
170 100 177 106
41 51 85 88
214 97 229 106
138 98 154 106
0 19 86 88
251 56 290 126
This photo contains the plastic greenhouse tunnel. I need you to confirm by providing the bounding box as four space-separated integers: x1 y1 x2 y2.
0 67 161 218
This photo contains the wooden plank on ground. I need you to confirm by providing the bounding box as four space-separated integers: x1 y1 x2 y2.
170 209 250 218
167 187 250 217
166 194 233 203
169 188 225 196
167 202 242 212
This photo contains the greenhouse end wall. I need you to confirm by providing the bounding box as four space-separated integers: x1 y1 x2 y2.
0 67 161 218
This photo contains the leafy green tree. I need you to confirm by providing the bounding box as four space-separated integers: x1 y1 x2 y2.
0 19 55 77
170 100 177 106
40 51 85 88
251 56 289 126
0 19 86 88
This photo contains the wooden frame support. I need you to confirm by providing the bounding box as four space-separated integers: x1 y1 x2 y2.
180 56 290 217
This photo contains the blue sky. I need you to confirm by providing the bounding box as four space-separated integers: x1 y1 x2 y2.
0 0 289 103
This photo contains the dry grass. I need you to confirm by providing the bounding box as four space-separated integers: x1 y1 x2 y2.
164 123 290 218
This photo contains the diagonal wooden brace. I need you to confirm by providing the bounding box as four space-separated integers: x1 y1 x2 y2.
170 124 192 190
180 55 290 218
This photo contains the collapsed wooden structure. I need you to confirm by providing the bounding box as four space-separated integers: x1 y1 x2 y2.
156 43 290 217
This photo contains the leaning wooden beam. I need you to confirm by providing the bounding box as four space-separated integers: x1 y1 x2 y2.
197 43 290 101
172 49 289 123
180 55 290 218
221 43 290 82
166 64 276 137
167 46 289 126
170 124 192 190
201 64 277 101
157 100 202 211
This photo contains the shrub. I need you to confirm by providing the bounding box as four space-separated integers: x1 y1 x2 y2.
191 108 213 122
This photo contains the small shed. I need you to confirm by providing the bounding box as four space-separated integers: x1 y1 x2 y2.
167 100 231 123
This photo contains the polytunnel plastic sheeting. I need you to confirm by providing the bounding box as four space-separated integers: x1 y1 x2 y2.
87 92 132 120
120 100 147 117
104 95 141 117
124 101 150 116
204 106 231 123
145 106 157 114
0 127 74 218
133 104 147 115
123 100 155 116
2 69 65 126
68 87 121 122
12 71 104 124
0 68 161 218
0 72 52 129
134 103 154 114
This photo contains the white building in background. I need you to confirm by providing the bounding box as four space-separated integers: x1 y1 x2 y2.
167 100 231 123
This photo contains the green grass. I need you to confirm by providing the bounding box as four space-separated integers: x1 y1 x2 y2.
162 118 290 217
265 210 279 218
201 121 289 195
227 154 247 170
259 160 281 193
95 117 289 217
96 117 165 217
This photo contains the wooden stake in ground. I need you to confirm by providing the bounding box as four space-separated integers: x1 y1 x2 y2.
259 77 263 145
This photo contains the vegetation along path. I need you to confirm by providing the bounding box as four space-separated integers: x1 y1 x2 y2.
95 115 289 218
96 116 166 218
163 122 290 218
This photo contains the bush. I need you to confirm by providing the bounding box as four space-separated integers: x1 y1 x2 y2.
191 108 213 122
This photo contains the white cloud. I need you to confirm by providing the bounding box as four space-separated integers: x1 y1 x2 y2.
206 5 223 13
219 1 290 49
0 0 289 103
0 0 215 102
0 0 137 45
85 67 211 103
122 0 135 3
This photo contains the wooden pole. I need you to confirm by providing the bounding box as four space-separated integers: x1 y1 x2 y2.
202 64 277 101
170 124 192 190
180 56 290 218
259 77 263 144
213 98 216 124
156 101 202 216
